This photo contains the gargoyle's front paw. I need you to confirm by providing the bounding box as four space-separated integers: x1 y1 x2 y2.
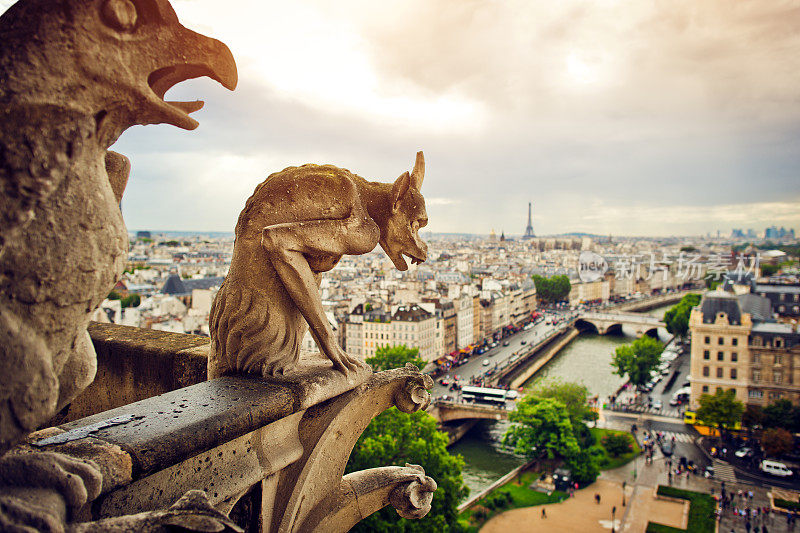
328 347 365 375
0 451 102 509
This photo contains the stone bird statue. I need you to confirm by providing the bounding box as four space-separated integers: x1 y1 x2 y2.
0 0 237 454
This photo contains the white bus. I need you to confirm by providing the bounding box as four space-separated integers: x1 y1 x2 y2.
462 386 518 405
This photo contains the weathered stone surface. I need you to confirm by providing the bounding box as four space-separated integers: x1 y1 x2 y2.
0 0 236 528
208 152 429 380
0 0 237 455
63 323 211 422
72 489 244 532
56 377 296 478
258 356 373 410
270 365 436 532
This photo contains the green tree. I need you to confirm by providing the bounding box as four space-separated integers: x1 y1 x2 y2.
529 379 598 427
763 399 795 430
760 263 779 276
532 275 552 303
601 433 633 458
663 293 701 340
742 404 764 429
762 428 793 457
367 344 425 372
565 447 602 485
120 294 140 308
610 335 664 389
696 389 744 436
552 275 571 302
704 275 722 290
107 290 121 300
531 275 571 304
346 408 468 533
680 246 697 253
503 397 579 460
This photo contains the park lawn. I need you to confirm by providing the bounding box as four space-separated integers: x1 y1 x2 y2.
775 498 800 512
591 427 642 470
458 470 566 532
646 486 716 533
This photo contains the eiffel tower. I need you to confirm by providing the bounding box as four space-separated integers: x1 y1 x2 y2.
522 202 535 239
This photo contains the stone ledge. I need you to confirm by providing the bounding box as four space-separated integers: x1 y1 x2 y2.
58 377 296 477
64 323 211 422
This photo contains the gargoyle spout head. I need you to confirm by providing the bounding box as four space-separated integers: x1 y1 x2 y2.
92 0 238 143
0 0 238 147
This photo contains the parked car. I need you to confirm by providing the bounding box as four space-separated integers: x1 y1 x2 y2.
652 399 663 410
760 460 793 477
735 447 754 459
482 359 490 366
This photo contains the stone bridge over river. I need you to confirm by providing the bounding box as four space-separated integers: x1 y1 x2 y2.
575 311 665 337
428 401 510 424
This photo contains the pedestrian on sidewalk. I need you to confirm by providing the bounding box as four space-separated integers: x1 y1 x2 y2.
541 508 547 519
595 493 601 504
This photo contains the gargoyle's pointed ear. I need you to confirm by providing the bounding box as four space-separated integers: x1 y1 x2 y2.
392 171 411 212
411 151 425 190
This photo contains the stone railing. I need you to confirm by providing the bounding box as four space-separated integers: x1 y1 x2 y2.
29 323 436 531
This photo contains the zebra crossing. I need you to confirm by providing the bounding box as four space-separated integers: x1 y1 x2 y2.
648 407 682 418
611 405 683 419
712 459 737 483
645 430 694 444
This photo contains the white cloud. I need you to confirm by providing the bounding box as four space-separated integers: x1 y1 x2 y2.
3 0 799 236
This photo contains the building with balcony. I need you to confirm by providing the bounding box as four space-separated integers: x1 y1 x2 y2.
689 289 800 409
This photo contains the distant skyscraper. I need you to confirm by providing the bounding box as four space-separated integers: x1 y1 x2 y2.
523 202 535 239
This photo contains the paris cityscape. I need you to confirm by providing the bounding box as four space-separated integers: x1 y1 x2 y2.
95 210 800 532
2 0 800 531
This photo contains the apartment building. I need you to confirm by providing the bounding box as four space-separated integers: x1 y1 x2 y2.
569 279 610 305
748 322 800 404
689 288 800 409
392 304 436 362
456 293 474 349
689 291 752 408
472 294 481 344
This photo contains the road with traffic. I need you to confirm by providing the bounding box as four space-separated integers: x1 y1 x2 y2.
430 312 575 399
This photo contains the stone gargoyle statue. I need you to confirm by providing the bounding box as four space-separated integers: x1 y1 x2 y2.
0 0 237 529
209 153 429 379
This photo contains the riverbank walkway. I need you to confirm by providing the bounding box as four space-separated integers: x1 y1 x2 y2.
481 421 704 532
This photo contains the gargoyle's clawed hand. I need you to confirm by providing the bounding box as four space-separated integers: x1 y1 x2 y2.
328 347 366 376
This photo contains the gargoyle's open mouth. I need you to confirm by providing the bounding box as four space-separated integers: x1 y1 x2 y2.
147 64 235 130
404 252 425 266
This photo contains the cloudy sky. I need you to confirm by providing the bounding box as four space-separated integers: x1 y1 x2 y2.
3 0 799 236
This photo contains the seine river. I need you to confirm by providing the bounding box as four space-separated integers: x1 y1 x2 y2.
449 304 673 499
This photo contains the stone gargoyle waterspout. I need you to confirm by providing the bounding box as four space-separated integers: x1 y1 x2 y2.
0 0 237 528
